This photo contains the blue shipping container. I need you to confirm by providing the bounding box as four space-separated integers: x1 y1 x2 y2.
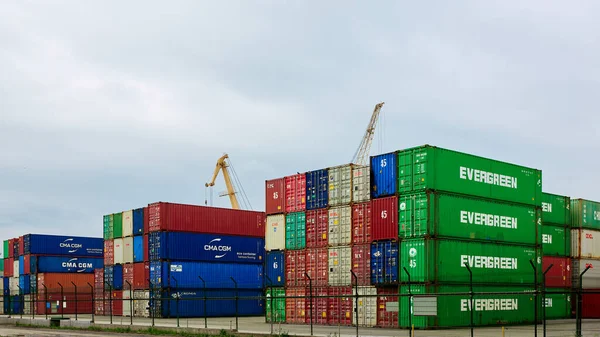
19 256 24 275
3 295 8 314
31 256 103 274
157 289 264 318
23 234 104 257
266 251 284 287
371 152 397 198
104 265 124 290
148 232 264 264
30 275 37 294
371 241 399 285
150 261 264 289
3 278 9 296
306 169 329 210
133 235 144 263
9 296 22 314
18 275 30 295
133 208 144 235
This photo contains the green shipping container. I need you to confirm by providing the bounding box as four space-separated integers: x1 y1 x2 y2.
400 238 541 284
544 291 571 319
399 284 538 328
285 212 306 250
103 214 113 240
541 193 570 226
3 240 8 259
397 145 542 206
571 199 600 230
266 288 286 323
0 260 3 272
541 225 570 257
113 212 123 238
399 191 541 245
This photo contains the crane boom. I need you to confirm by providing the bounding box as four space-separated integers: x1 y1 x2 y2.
205 154 240 209
352 102 385 166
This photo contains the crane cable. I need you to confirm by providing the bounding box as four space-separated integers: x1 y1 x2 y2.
227 158 253 210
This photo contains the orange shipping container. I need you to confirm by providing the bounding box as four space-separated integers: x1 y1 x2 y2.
285 287 306 324
265 178 285 215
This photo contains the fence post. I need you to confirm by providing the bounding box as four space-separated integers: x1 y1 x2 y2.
87 282 94 323
265 275 273 330
32 283 35 320
542 264 553 337
16 284 22 319
350 270 359 337
125 281 133 325
576 265 591 337
403 267 413 337
463 263 474 337
171 277 179 328
70 281 78 321
147 279 154 327
42 283 48 320
198 276 207 329
305 272 313 336
529 260 538 337
230 277 238 332
57 282 64 319
104 281 113 324
6 285 11 318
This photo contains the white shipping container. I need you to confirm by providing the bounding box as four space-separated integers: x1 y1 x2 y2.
9 278 19 295
0 276 3 292
13 260 19 276
329 164 353 206
122 210 133 237
352 166 370 203
123 237 134 264
328 206 352 246
113 238 124 265
328 246 352 286
266 215 285 251
572 258 600 289
23 295 31 315
571 229 600 259
123 290 132 317
353 286 377 327
134 291 150 318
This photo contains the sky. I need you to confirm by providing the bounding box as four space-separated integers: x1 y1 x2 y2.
1 1 599 252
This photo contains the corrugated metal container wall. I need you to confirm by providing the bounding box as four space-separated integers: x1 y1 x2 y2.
94 268 104 289
328 206 351 246
123 290 132 317
123 237 134 263
9 278 19 295
396 145 543 206
352 202 371 244
4 258 13 277
143 234 149 261
266 288 286 323
543 226 570 256
104 240 114 265
377 287 399 328
36 291 93 315
133 262 149 289
105 264 124 290
542 193 570 225
306 248 328 286
8 239 14 258
398 192 541 244
18 256 24 275
159 289 264 318
572 259 600 289
351 244 371 286
305 287 328 325
400 238 540 284
581 292 600 318
36 273 94 291
571 199 600 229
143 206 149 234
23 255 30 275
328 286 352 326
306 209 328 248
354 286 377 327
13 260 19 277
32 256 103 273
18 275 30 294
371 196 398 241
3 240 9 258
370 241 399 285
113 212 123 238
266 251 285 287
104 266 114 289
23 234 104 257
285 174 306 213
572 229 600 259
266 214 285 251
103 214 113 240
122 210 133 237
328 164 352 206
543 256 572 288
110 291 123 316
285 250 306 287
123 263 134 288
133 208 144 235
133 291 150 318
147 202 265 237
285 287 306 324
285 212 306 250
265 178 285 215
328 246 351 286
133 235 143 263
371 152 396 198
150 261 264 289
18 237 23 256
113 239 124 265
352 165 370 203
306 169 328 210
545 292 571 319
12 239 18 258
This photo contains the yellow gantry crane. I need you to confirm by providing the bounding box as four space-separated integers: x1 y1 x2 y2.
205 154 252 210
351 102 385 166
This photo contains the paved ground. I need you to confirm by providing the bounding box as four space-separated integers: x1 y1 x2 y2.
2 315 600 336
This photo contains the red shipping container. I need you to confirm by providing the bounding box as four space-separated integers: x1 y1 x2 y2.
352 202 371 244
285 250 306 287
133 262 149 289
377 287 399 328
36 291 93 315
94 290 105 315
543 256 572 288
104 239 114 265
8 239 14 258
266 178 285 215
143 234 149 262
23 254 31 275
123 263 134 289
371 196 398 241
306 248 328 286
306 209 328 248
143 206 149 233
285 287 306 324
306 287 328 325
94 268 104 288
4 257 13 277
36 273 95 292
352 244 371 286
285 174 306 213
18 236 24 256
101 290 123 316
581 291 600 318
328 286 352 326
148 202 265 237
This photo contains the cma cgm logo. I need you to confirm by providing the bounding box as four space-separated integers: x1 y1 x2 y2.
60 238 82 253
204 238 232 259
62 258 92 273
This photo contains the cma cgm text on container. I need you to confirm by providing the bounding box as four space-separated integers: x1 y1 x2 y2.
23 234 103 257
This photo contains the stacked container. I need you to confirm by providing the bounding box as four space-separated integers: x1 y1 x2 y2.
371 145 544 329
